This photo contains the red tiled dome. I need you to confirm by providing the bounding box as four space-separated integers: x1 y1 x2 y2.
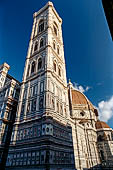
71 89 94 110
96 121 110 129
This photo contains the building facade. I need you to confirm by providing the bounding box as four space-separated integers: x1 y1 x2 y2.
0 63 20 168
0 1 112 170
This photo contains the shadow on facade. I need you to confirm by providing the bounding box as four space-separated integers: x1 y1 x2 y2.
5 116 76 170
0 99 18 170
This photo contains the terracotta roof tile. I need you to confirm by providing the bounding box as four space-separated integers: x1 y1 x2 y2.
96 121 110 129
71 89 94 110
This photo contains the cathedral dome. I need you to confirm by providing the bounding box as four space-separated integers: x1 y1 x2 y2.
96 120 110 129
71 89 94 110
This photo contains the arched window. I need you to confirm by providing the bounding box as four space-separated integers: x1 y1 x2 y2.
40 38 44 48
57 102 59 112
52 99 54 109
38 58 42 70
64 108 66 113
31 99 36 111
53 41 56 50
58 66 61 77
60 104 63 114
57 45 59 54
53 21 58 36
31 61 36 74
27 102 30 113
34 41 38 51
53 26 57 36
53 61 56 72
39 19 44 33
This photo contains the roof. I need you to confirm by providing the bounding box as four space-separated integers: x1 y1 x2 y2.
95 121 110 129
7 74 21 85
71 89 94 110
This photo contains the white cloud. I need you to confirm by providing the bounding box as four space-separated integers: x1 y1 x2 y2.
74 83 91 93
77 85 85 93
97 96 113 122
86 86 91 91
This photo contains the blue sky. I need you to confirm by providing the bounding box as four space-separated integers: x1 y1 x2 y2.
0 0 113 127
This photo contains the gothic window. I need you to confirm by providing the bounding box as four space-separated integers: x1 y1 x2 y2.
60 104 63 114
39 97 43 109
34 41 38 51
53 61 56 72
53 25 57 36
27 102 30 113
57 45 59 54
52 99 54 109
58 66 61 77
38 58 42 70
53 41 56 49
57 102 59 112
31 61 36 74
40 38 44 48
39 19 44 33
53 21 58 36
31 99 36 111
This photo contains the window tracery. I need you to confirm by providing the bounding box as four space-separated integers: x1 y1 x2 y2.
60 104 63 115
53 40 56 50
31 61 36 74
34 41 38 52
31 99 36 111
27 102 30 113
52 99 54 109
40 38 44 48
38 58 42 70
57 45 60 54
57 102 59 112
53 22 58 36
38 19 44 33
53 60 57 72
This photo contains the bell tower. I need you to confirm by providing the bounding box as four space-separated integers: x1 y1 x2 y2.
6 2 75 170
15 1 69 123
